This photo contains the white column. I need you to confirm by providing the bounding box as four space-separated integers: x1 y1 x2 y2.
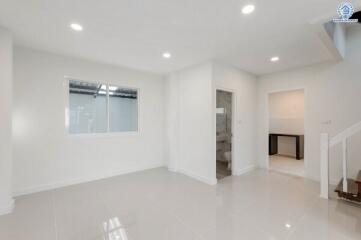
0 27 14 215
165 73 180 172
320 133 329 199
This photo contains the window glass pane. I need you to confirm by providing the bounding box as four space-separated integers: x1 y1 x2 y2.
69 80 108 134
109 85 138 132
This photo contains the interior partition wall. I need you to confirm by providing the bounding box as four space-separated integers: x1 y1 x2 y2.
0 27 14 215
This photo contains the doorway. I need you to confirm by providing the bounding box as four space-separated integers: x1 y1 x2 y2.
216 89 233 180
268 89 305 177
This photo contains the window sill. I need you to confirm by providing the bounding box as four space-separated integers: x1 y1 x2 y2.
66 131 140 138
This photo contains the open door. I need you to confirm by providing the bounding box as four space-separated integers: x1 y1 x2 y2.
216 90 233 180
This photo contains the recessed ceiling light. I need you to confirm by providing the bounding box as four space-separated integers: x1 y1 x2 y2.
285 223 292 228
70 23 83 31
270 56 280 62
242 4 255 14
163 52 172 59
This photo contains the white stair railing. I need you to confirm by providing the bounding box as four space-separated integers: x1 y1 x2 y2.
320 121 361 199
320 133 329 199
342 139 348 192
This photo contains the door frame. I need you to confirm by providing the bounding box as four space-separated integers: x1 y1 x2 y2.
266 87 307 177
215 87 236 176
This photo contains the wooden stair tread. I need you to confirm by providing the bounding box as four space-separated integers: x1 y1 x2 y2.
355 170 361 184
335 178 359 195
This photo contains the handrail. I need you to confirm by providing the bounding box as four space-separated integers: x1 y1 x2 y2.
320 120 361 199
330 121 361 147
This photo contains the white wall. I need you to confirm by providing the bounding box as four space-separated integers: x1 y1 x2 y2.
179 63 216 184
333 23 346 59
269 89 304 156
8 25 361 199
257 26 361 183
324 22 346 59
213 62 257 174
12 47 166 196
166 63 216 184
0 27 14 215
166 62 258 184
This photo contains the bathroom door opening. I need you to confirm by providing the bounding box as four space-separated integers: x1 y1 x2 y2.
216 89 233 180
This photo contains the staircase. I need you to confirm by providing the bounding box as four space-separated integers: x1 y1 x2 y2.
320 120 361 202
335 170 361 202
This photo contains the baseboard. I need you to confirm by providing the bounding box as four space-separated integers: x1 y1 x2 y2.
178 168 217 185
304 174 339 186
233 165 257 176
302 173 317 182
330 179 339 186
167 166 178 172
13 163 165 197
0 199 15 216
269 168 305 178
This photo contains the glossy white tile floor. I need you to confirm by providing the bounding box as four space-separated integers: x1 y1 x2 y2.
269 155 305 177
1 168 361 240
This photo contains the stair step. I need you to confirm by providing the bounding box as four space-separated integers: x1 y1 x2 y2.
335 179 358 195
335 178 361 202
335 179 361 203
356 170 361 184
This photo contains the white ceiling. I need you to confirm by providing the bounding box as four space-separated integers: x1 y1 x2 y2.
0 0 356 75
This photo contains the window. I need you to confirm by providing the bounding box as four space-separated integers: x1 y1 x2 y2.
68 79 138 134
109 85 138 132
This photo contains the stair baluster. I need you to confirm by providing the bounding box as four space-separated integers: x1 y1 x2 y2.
342 139 348 193
321 120 361 202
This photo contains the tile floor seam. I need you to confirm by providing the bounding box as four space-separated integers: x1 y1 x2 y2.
51 190 59 240
269 155 305 178
164 193 234 238
168 206 211 233
2 168 361 240
171 213 205 240
284 197 321 240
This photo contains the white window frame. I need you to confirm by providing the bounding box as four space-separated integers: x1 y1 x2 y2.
64 76 140 137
